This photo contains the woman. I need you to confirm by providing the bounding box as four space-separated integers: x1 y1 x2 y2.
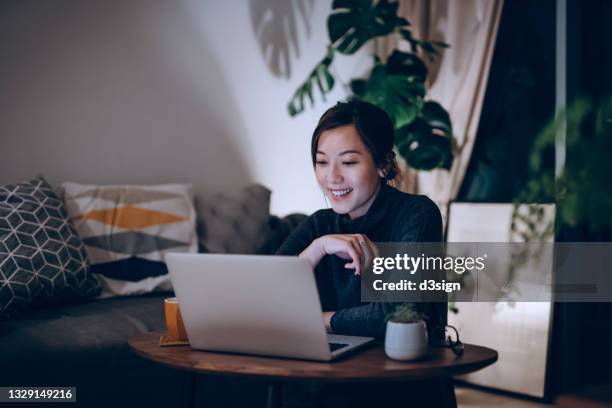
277 100 446 339
210 101 451 408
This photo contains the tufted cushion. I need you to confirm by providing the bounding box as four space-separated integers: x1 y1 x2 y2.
196 184 271 254
61 182 198 298
0 176 100 318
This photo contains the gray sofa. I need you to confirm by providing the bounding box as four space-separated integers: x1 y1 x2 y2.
0 214 306 408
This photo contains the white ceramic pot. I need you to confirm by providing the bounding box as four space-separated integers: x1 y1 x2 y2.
384 320 428 361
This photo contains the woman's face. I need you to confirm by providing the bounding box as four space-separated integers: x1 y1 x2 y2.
315 124 384 219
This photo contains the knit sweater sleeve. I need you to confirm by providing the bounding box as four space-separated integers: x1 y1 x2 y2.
276 212 338 312
330 302 399 338
330 197 444 338
275 212 322 256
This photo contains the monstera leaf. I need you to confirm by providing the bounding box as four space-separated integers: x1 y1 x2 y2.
400 28 449 61
420 100 452 135
395 101 453 170
328 0 404 54
386 49 428 80
288 49 335 116
350 52 426 129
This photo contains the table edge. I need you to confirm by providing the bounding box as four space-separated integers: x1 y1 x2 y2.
128 332 498 382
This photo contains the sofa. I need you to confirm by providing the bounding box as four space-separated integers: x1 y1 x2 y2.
0 177 306 407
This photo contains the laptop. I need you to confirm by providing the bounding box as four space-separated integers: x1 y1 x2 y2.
165 253 375 361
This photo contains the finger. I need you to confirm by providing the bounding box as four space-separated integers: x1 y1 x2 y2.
345 241 362 275
354 235 370 269
344 262 359 276
353 234 371 271
364 236 379 264
351 238 365 275
346 263 360 276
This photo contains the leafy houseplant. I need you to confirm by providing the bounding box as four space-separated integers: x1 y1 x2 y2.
506 98 612 295
288 0 453 171
512 98 612 238
384 303 428 360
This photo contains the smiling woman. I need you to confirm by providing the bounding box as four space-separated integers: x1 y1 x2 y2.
276 100 450 407
278 100 445 336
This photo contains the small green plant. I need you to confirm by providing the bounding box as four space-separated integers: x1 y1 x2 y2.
386 303 425 323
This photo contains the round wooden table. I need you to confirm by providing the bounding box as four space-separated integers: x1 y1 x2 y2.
129 331 497 407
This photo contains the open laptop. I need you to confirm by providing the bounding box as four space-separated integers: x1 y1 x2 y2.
165 253 375 361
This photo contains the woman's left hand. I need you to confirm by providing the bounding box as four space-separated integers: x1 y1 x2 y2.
300 233 378 276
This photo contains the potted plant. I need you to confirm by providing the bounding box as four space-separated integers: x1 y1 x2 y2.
384 303 428 360
288 0 453 171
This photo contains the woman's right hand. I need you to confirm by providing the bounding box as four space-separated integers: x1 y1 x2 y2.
299 234 378 276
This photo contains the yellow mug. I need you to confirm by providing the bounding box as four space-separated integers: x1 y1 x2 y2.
164 297 188 341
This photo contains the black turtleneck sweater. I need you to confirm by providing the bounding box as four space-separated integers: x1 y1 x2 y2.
277 183 446 338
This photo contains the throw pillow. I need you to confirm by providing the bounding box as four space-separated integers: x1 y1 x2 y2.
0 176 100 318
195 184 271 254
61 182 198 298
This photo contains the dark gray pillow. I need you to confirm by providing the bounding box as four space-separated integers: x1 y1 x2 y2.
196 184 271 254
0 176 100 318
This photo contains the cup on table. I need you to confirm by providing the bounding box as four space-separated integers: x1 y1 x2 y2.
164 297 188 341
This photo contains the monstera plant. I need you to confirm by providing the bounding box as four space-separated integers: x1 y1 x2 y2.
288 0 453 170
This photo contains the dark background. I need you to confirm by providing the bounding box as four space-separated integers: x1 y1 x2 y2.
457 0 612 398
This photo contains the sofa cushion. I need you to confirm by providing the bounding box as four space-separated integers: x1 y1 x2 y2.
0 292 183 408
0 292 169 360
0 176 100 319
196 184 271 254
61 182 198 298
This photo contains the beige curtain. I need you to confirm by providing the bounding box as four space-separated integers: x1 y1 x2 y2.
379 0 504 226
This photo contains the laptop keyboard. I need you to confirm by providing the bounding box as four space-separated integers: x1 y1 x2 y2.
329 342 349 352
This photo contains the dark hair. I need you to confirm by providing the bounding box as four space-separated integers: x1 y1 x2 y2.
311 100 399 181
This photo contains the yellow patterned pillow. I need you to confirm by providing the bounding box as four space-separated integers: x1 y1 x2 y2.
61 182 197 298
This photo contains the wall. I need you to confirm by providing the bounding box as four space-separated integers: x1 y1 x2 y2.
0 0 372 215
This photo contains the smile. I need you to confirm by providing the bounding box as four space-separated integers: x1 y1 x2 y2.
330 188 353 197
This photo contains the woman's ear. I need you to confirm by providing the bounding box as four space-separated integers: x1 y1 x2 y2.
378 167 387 178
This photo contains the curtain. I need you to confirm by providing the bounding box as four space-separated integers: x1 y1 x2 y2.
379 0 504 226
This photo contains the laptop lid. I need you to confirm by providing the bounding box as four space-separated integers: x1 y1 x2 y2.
166 253 335 361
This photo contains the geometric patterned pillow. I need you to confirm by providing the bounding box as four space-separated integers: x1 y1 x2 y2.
61 182 198 298
0 176 100 319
